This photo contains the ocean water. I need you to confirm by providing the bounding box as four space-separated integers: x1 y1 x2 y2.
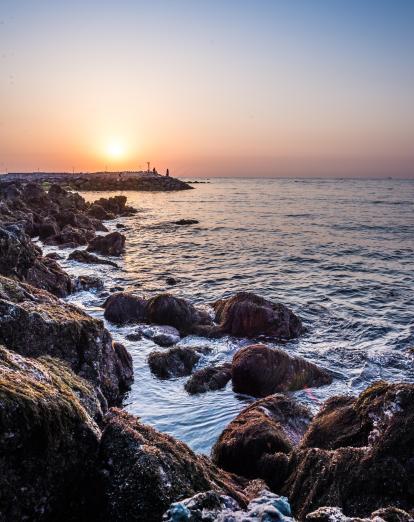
43 177 414 454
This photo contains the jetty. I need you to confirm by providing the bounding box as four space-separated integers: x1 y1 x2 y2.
0 170 193 191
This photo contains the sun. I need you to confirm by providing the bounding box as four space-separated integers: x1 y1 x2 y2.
106 141 125 159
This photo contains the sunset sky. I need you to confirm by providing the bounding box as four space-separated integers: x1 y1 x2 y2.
0 1 413 177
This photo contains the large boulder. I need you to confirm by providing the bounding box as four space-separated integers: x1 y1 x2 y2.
184 363 232 394
91 195 135 216
145 293 212 335
283 381 414 519
104 292 147 324
0 275 133 406
87 231 126 256
0 346 101 521
212 292 303 339
212 395 312 490
232 344 332 397
306 505 413 522
0 224 72 296
148 346 205 379
98 409 256 522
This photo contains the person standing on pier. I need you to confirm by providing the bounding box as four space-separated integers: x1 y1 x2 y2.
166 169 169 177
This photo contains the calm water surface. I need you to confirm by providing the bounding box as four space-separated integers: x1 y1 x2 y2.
44 178 414 454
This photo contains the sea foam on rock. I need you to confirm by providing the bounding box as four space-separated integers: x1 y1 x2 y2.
0 275 133 407
231 344 332 397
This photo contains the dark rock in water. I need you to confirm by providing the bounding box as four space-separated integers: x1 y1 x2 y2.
87 231 125 256
0 275 133 406
110 286 124 292
185 363 232 394
164 489 294 522
145 293 212 335
44 224 95 247
116 223 126 229
36 217 60 239
98 409 253 522
0 346 101 521
283 381 414 519
72 274 104 292
139 324 181 347
104 292 147 324
125 331 142 342
45 251 63 260
232 344 332 397
173 219 199 225
148 346 203 379
113 342 134 389
166 276 178 285
91 195 136 216
68 248 118 267
87 203 115 220
212 292 304 339
0 225 72 297
306 505 414 522
212 395 311 490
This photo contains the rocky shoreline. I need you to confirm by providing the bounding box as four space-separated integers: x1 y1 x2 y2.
0 181 413 521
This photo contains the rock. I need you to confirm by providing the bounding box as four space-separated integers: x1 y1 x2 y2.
306 505 414 522
213 292 304 339
0 345 101 520
44 224 95 247
72 274 104 292
104 292 147 324
184 363 232 394
145 293 212 335
231 344 332 397
87 203 115 220
92 195 135 216
283 381 414 519
87 231 125 256
125 332 142 342
116 223 126 229
45 252 63 260
68 249 118 267
0 224 72 297
212 395 311 489
139 324 181 347
98 409 254 522
174 219 199 225
148 346 203 379
36 217 60 239
164 489 294 522
0 275 133 406
166 276 178 285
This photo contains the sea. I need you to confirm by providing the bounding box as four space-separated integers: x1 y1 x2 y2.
40 177 414 454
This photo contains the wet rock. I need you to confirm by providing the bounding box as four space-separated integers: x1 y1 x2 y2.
104 292 147 324
98 409 253 522
0 275 133 406
166 276 178 285
306 505 414 522
125 331 142 342
213 292 304 339
68 248 118 267
92 195 135 216
283 381 414 519
113 342 134 389
0 225 72 297
212 395 311 489
36 217 60 239
185 363 232 394
148 346 203 379
164 489 294 522
139 324 181 347
145 293 212 335
87 203 115 220
72 274 104 292
232 344 332 397
45 224 95 247
87 231 126 256
0 345 101 521
174 219 199 225
45 251 63 260
116 223 126 229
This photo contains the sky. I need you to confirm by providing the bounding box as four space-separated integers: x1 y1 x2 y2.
0 0 413 177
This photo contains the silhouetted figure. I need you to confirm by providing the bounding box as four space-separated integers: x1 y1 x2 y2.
166 169 169 177
153 167 157 174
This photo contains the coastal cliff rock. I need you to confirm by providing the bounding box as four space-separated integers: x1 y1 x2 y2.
87 231 126 256
184 363 232 394
212 395 312 490
232 344 332 397
212 292 304 339
283 381 414 519
0 275 133 406
98 408 255 522
0 346 101 521
0 224 72 296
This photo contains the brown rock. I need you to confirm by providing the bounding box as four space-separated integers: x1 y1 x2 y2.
185 363 232 394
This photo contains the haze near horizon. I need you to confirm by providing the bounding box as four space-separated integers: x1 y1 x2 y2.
0 0 413 177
